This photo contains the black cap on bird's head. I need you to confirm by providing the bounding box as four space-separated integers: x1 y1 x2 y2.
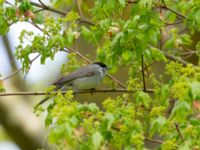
93 62 107 68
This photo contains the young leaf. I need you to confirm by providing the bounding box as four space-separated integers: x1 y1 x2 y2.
0 16 8 35
92 131 103 150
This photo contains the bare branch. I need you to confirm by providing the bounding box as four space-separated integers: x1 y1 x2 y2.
141 55 146 92
75 0 83 16
29 1 93 25
166 99 176 117
145 137 163 144
164 20 184 26
38 0 47 9
163 51 190 66
2 55 40 81
0 88 154 97
175 123 184 143
127 0 138 4
33 8 45 14
2 68 22 81
4 0 14 6
161 0 186 19
30 1 66 15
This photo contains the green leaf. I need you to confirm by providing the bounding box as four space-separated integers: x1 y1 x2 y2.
169 101 191 121
0 16 8 35
139 0 153 9
189 81 200 100
186 6 200 32
33 13 44 24
48 124 67 143
179 34 192 45
118 0 125 7
150 116 166 136
45 112 53 127
0 80 5 93
81 26 93 41
48 34 65 49
88 103 99 113
0 0 4 5
150 47 166 62
163 38 175 49
155 84 170 106
92 131 103 150
102 113 115 130
135 91 151 108
70 115 79 126
18 0 33 13
65 28 75 46
5 7 16 20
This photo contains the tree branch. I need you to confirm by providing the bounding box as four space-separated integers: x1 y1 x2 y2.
4 0 14 6
141 55 146 92
175 123 184 143
75 0 83 17
161 0 186 19
163 51 190 66
127 0 138 4
29 1 93 25
0 88 154 97
145 137 163 144
2 54 40 81
30 1 66 15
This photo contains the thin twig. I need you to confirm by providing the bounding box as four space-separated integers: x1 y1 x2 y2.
30 1 66 15
166 99 176 117
164 20 184 26
38 0 47 9
2 68 22 81
75 0 83 16
127 0 138 4
163 51 189 66
0 88 154 96
145 137 163 144
5 0 14 6
28 21 44 33
74 0 92 26
33 8 45 14
161 0 185 19
159 6 163 49
174 123 184 143
141 55 146 92
29 1 93 25
2 55 40 81
106 74 126 89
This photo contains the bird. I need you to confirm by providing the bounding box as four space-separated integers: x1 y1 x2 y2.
36 62 108 106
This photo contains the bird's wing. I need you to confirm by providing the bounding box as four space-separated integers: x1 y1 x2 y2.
35 65 96 107
53 65 95 86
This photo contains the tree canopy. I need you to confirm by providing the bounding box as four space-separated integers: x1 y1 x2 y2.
1 0 200 149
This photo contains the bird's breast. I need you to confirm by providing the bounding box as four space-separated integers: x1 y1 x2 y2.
73 74 103 90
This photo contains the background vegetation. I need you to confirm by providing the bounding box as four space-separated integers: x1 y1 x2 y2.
1 0 200 149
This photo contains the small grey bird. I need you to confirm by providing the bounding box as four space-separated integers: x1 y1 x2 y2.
36 62 108 106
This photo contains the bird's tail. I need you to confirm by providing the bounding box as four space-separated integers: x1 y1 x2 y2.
35 84 64 108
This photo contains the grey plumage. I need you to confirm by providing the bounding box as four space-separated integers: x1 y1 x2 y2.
36 62 107 107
